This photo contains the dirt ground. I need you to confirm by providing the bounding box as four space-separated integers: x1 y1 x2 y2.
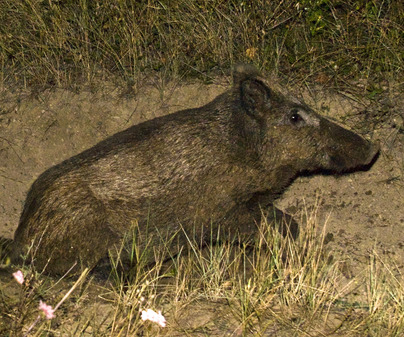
0 76 403 334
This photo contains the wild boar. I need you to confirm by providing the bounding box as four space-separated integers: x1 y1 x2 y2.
12 64 379 275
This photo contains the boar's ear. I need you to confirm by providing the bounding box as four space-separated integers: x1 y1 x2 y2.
240 78 271 118
233 63 261 84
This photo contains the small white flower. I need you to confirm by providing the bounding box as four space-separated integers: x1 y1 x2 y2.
12 270 24 285
141 309 166 327
39 300 55 320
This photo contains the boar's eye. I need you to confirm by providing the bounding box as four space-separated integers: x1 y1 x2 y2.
289 110 304 124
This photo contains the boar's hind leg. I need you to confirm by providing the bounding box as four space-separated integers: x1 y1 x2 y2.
19 197 118 275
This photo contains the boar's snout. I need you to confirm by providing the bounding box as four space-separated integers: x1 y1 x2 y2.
320 118 379 172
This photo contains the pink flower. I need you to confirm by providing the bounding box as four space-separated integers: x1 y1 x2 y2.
12 270 24 285
39 300 55 320
141 309 166 327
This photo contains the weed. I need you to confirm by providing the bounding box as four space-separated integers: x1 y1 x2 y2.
1 200 403 335
0 0 402 93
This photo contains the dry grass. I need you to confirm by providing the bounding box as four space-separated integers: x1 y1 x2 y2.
0 0 402 92
1 202 402 336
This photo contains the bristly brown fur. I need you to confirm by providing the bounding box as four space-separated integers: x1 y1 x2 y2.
12 64 379 275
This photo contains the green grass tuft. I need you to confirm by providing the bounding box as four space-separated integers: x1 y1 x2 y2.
1 0 402 91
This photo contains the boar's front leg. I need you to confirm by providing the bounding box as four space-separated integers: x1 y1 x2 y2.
222 193 299 242
247 192 299 239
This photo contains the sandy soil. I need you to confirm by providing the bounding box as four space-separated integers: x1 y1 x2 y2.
0 77 402 335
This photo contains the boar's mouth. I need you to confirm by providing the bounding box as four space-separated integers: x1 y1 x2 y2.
320 118 380 173
326 145 379 173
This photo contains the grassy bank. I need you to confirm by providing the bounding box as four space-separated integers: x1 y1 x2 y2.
1 205 403 336
1 0 402 90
